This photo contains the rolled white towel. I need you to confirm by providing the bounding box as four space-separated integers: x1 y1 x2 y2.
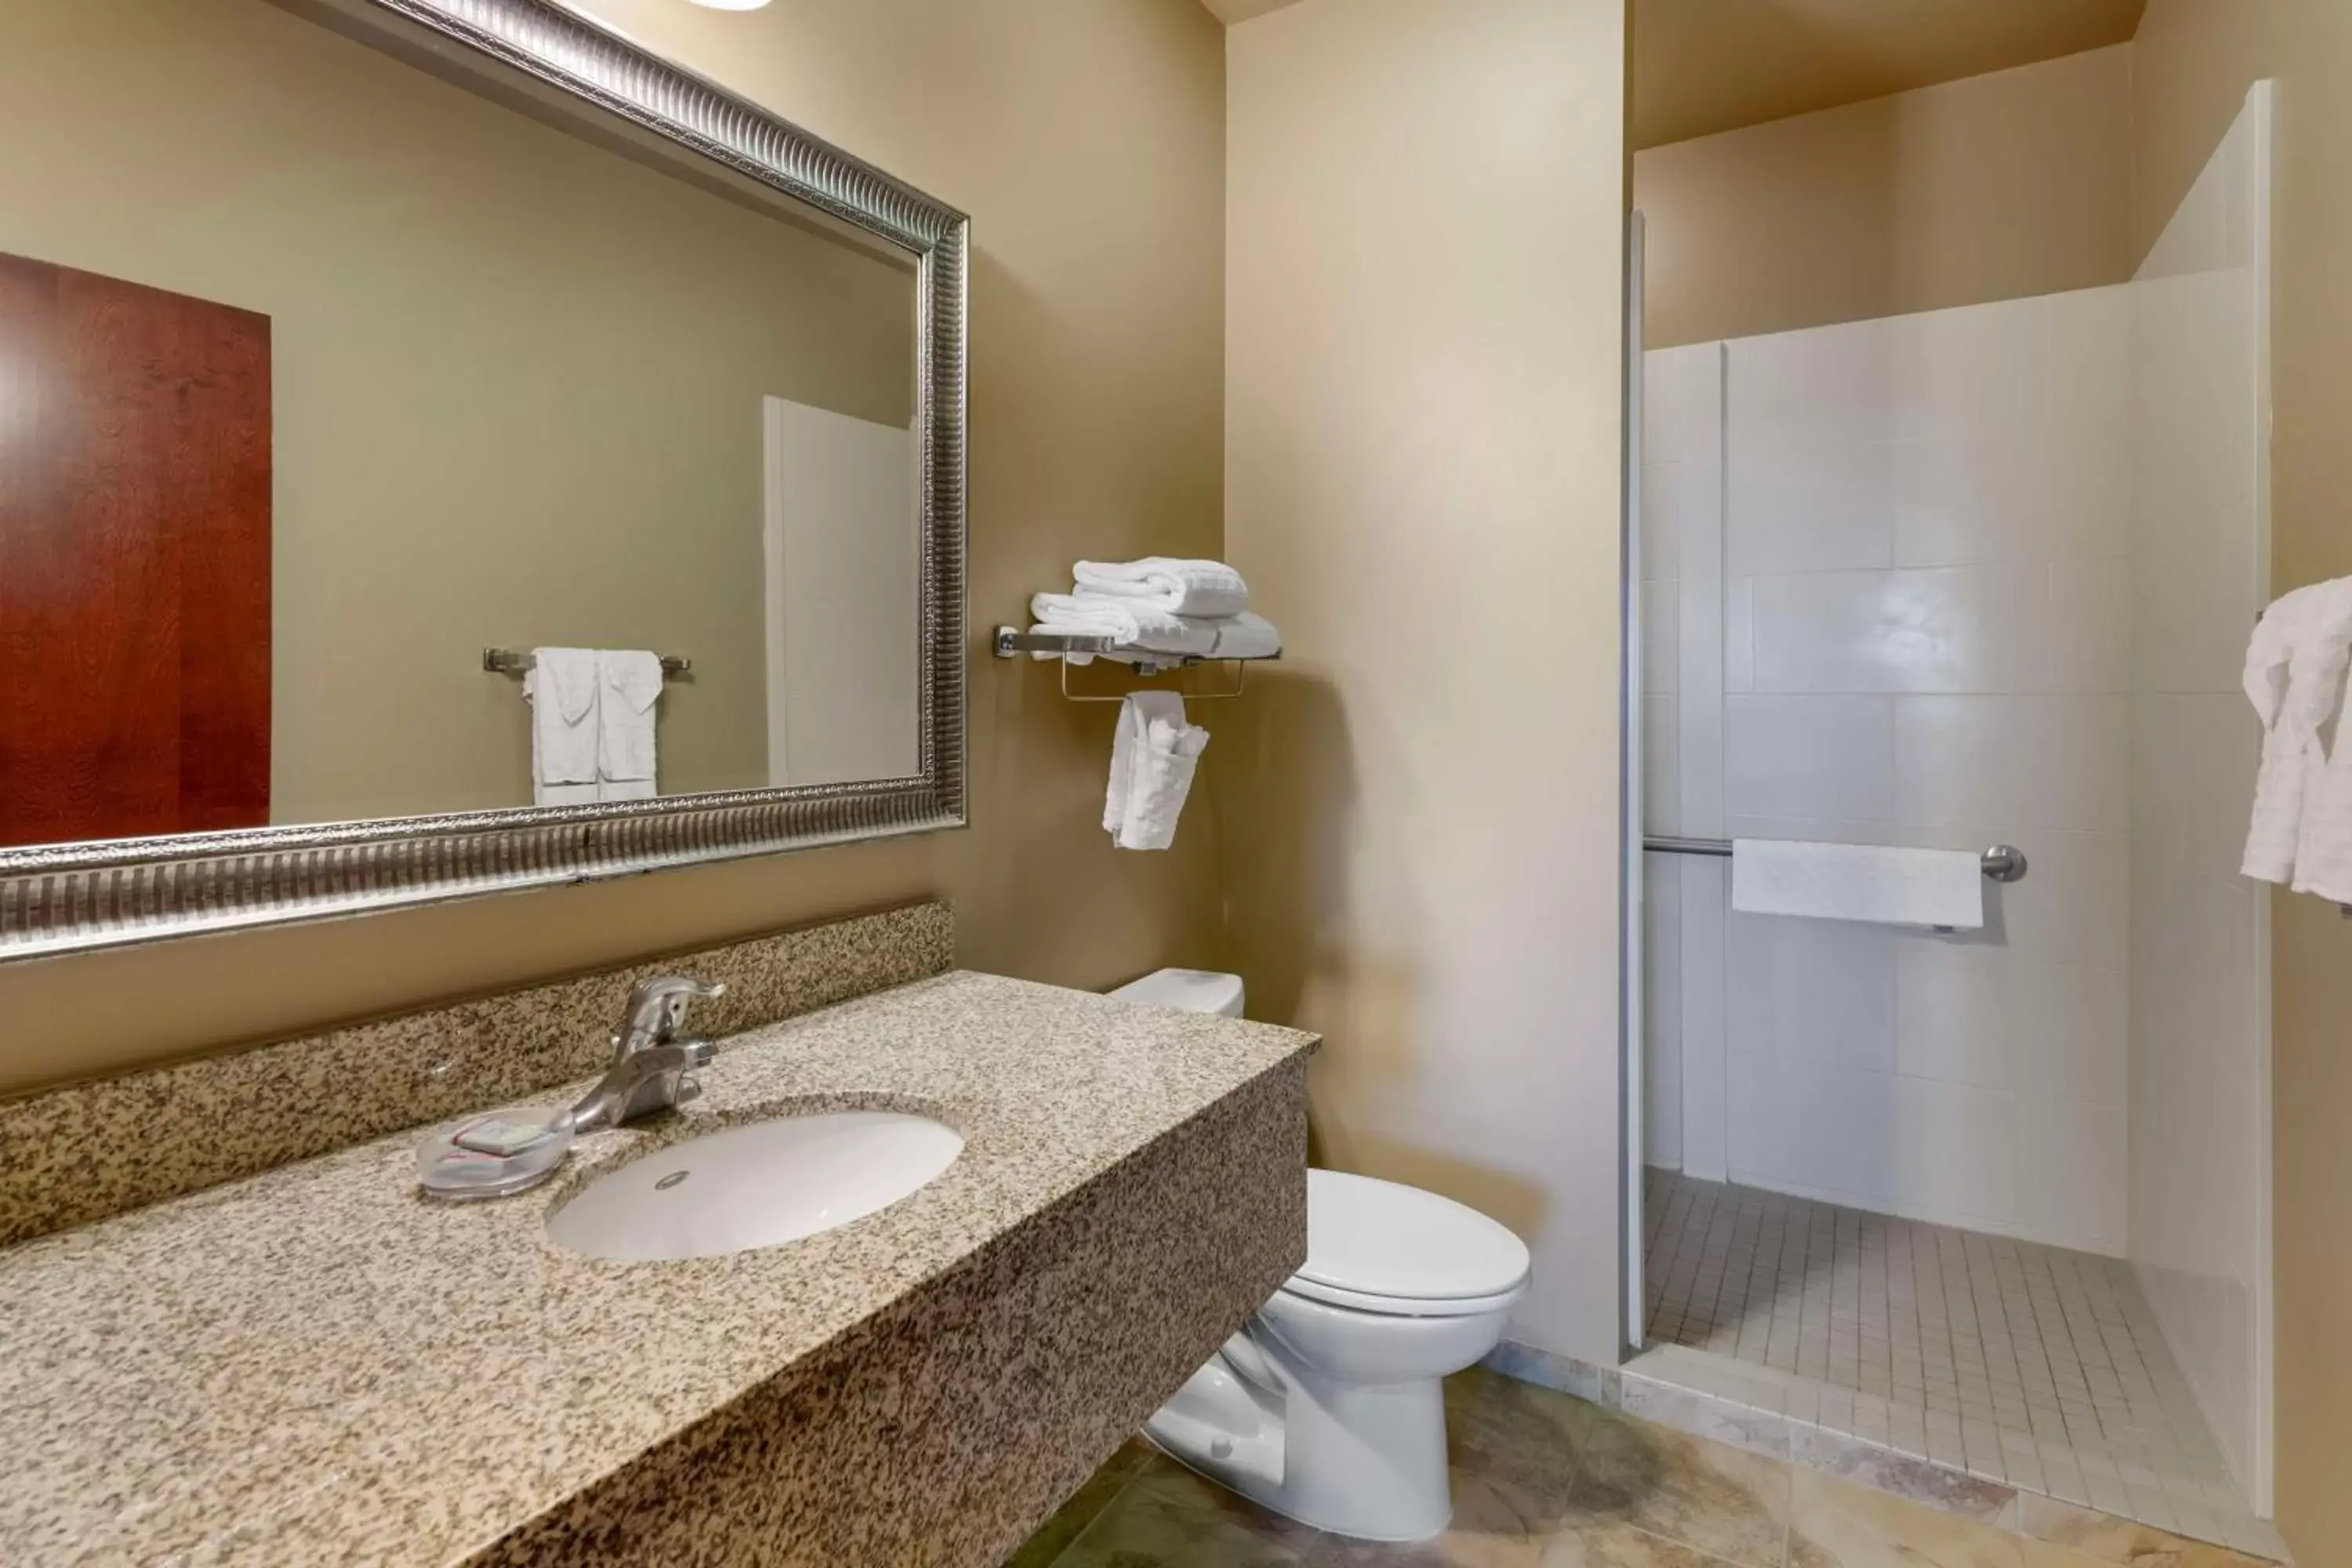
1073 557 1249 619
1210 612 1283 660
1031 592 1219 659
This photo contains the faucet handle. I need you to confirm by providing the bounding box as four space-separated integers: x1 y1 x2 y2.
617 975 726 1054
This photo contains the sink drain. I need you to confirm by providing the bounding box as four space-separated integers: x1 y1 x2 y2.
655 1170 690 1191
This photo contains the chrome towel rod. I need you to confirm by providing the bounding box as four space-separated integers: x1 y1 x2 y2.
1644 834 2027 884
483 648 693 679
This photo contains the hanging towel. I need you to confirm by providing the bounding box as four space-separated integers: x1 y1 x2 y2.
597 651 664 795
1104 691 1209 851
525 648 601 807
1031 593 1220 661
1073 557 1249 619
1105 691 1184 836
1730 839 1983 931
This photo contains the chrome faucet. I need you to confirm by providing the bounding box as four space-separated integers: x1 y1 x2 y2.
570 975 727 1133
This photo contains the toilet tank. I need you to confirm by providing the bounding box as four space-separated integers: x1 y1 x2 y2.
1108 967 1245 1018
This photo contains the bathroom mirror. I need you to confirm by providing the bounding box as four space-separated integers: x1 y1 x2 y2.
0 0 967 957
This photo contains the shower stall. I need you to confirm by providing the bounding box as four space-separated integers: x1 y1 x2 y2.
1623 84 2277 1558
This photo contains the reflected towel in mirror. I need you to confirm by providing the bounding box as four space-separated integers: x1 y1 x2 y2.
525 648 601 806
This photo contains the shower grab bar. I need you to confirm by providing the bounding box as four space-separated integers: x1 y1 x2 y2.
1643 835 2027 884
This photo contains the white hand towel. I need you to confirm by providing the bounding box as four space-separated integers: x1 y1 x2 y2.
1210 612 1283 660
1073 557 1248 619
1114 705 1211 851
1730 839 1983 931
524 648 601 807
1031 593 1220 661
597 651 664 789
1104 691 1187 837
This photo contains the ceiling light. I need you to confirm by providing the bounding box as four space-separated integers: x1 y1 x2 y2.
687 0 771 9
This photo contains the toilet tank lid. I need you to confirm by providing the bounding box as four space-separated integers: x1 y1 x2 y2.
1296 1169 1530 1305
1107 967 1244 1018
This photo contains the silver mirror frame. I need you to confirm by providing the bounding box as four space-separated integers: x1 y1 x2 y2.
0 0 968 961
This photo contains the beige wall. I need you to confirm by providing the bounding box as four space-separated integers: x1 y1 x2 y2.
0 0 917 824
0 0 1229 1097
2132 3 2352 1560
1222 0 1628 1361
1634 45 2136 348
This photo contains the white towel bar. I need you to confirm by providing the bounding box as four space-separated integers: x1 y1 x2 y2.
1643 835 2027 884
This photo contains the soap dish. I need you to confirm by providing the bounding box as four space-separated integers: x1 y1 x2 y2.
416 1107 575 1201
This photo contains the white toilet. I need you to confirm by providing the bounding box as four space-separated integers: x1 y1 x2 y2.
1109 970 1532 1542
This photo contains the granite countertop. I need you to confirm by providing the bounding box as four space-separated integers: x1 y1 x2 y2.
0 971 1318 1567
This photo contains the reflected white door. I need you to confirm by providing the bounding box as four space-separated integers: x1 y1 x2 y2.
762 397 920 787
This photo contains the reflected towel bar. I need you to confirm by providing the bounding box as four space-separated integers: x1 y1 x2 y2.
1643 834 2027 884
483 648 693 679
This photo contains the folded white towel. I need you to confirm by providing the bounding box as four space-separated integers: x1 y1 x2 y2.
1031 593 1220 660
1210 612 1283 660
2241 584 2339 882
525 648 601 806
1073 557 1248 619
1105 692 1210 851
1730 839 1983 931
597 651 664 789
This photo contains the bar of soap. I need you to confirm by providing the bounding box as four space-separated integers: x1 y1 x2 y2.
452 1114 564 1158
418 1106 575 1201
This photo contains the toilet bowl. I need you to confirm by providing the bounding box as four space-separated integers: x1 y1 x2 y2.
1110 971 1531 1542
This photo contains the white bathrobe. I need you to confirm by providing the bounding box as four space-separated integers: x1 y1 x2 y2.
2244 579 2352 892
2286 583 2352 900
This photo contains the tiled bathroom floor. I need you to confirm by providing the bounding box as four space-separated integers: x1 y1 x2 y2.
1007 1369 2281 1566
1639 1168 2270 1555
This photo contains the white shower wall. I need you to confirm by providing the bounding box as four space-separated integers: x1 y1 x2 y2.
2126 87 2271 1504
1645 285 2137 1256
1638 80 2276 1516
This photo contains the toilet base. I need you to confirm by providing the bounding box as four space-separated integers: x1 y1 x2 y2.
1144 1330 1456 1542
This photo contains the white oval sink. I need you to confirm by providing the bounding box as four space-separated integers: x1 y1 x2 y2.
546 1111 963 1263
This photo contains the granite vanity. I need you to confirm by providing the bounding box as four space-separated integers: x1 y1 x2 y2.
0 906 1317 1566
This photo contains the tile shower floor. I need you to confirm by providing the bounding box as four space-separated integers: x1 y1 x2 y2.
1639 1167 2271 1555
1008 1370 2281 1566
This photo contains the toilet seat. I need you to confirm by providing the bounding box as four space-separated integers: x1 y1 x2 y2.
1279 1272 1526 1318
1282 1169 1530 1318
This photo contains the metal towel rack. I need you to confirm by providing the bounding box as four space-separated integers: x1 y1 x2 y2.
993 626 1278 702
1645 834 2028 884
482 648 693 679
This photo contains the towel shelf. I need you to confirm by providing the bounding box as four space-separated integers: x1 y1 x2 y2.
1643 834 2027 884
993 625 1278 702
483 648 693 679
993 626 1283 668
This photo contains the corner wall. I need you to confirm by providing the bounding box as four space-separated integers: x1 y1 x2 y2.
0 0 1231 1097
1221 0 1628 1362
